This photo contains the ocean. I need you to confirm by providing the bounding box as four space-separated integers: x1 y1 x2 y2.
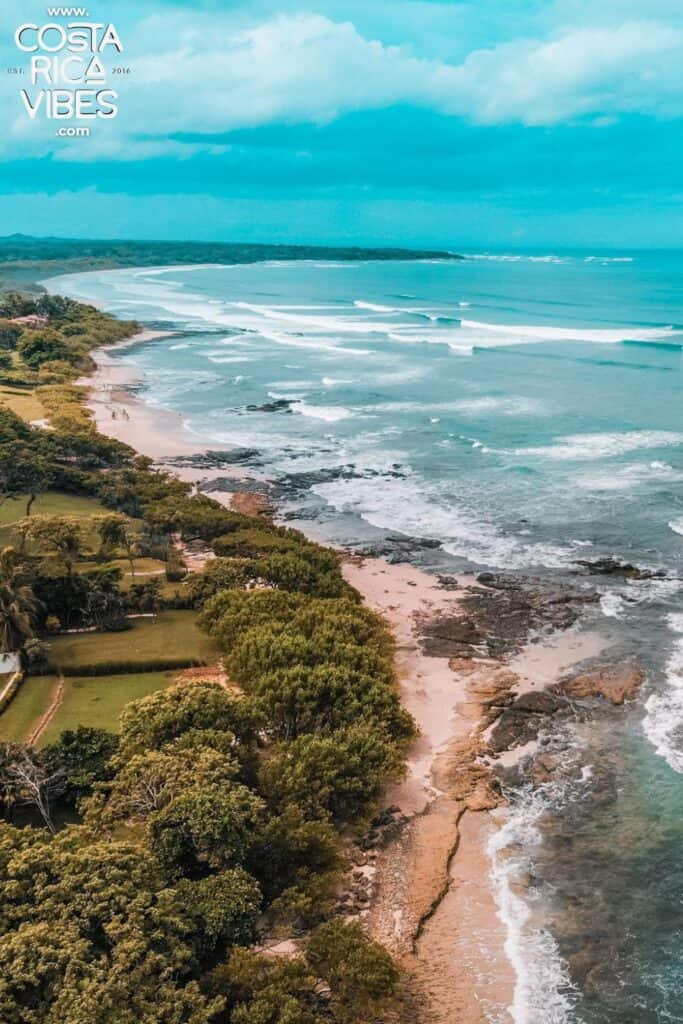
51 250 683 1023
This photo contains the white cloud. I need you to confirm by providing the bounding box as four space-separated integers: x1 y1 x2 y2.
441 22 683 124
2 11 683 160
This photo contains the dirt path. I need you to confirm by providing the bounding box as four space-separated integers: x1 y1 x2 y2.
0 671 20 707
27 674 65 748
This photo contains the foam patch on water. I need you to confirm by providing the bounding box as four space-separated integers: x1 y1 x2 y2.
574 461 683 491
452 396 547 416
643 613 683 774
516 431 683 461
669 517 683 536
600 591 626 619
292 402 354 423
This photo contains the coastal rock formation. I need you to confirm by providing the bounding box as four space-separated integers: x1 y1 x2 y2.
245 398 294 413
488 690 564 753
574 557 666 580
553 663 646 705
489 662 647 753
163 448 263 467
419 574 596 660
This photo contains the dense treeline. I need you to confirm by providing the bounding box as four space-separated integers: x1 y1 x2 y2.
0 234 461 293
0 290 412 1021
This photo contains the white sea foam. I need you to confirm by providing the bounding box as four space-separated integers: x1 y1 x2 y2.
600 591 626 619
488 789 578 1024
354 299 458 323
452 396 547 416
461 319 675 344
574 461 683 491
206 355 251 364
312 476 571 569
293 402 354 423
669 517 683 536
366 396 544 417
516 431 683 461
643 613 683 773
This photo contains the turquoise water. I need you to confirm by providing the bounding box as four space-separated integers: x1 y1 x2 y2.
51 251 683 1023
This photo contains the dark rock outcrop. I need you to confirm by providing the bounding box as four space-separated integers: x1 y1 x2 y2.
574 558 665 580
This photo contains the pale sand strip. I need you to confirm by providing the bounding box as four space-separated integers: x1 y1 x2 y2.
81 331 209 458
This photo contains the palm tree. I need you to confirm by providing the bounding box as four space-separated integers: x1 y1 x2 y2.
0 547 40 652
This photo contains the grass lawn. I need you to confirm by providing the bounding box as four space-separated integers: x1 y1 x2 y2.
0 491 109 530
0 675 58 744
47 610 219 673
80 556 167 579
40 671 175 745
0 387 44 422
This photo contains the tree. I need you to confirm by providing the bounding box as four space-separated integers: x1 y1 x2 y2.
0 319 22 350
253 664 415 742
206 949 326 1024
43 726 118 806
18 328 84 369
86 744 240 827
0 829 225 1023
0 744 65 832
185 558 251 607
149 781 266 878
306 920 399 1023
118 681 258 758
0 441 52 515
0 406 32 445
16 515 86 575
0 292 35 318
98 513 140 576
174 870 261 961
0 547 40 652
259 724 405 824
32 566 123 632
127 577 163 615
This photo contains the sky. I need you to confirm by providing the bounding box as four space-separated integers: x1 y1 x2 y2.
1 0 682 248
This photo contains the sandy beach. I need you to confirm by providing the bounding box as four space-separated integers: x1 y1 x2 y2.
83 333 612 1024
82 330 210 458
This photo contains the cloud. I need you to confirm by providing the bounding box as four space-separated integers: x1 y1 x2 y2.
1 10 683 161
442 21 683 124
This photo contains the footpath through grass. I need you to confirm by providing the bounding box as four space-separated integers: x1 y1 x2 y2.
40 671 175 746
0 676 58 744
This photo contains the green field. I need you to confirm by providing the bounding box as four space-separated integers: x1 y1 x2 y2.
47 610 219 673
40 672 175 745
0 491 109 531
80 556 167 579
0 675 58 744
